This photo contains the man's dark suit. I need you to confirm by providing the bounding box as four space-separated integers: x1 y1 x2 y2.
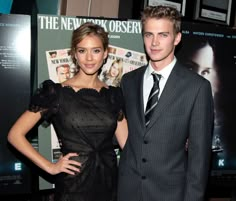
118 61 214 201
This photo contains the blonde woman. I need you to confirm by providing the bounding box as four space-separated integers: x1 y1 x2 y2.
102 59 123 87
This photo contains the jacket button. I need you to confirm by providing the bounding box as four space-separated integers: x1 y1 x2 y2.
142 158 147 162
143 140 148 144
142 176 146 180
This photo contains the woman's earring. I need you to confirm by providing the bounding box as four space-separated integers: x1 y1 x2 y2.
75 59 80 67
75 59 80 72
103 59 107 65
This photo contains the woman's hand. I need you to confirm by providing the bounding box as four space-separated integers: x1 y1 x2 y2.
48 153 81 175
7 111 82 176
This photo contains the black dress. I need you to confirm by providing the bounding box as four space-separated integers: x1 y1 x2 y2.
29 80 124 201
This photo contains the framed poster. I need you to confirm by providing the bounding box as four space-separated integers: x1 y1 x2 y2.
0 14 31 194
194 0 233 25
147 0 186 16
176 21 236 177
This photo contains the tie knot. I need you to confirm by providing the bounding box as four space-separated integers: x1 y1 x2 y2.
151 72 161 83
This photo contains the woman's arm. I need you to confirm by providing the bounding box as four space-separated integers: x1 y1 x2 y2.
8 110 81 175
115 117 128 149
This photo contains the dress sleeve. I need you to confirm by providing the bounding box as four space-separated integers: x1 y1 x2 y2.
110 87 125 121
29 79 60 123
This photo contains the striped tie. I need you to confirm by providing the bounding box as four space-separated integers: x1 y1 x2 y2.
145 72 161 127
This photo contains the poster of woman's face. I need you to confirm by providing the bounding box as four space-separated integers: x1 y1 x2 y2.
176 22 236 172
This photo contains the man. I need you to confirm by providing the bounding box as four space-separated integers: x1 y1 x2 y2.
56 64 70 83
118 5 214 201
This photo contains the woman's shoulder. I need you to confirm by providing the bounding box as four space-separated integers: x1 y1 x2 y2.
38 79 62 92
107 85 121 91
29 80 61 123
40 79 60 87
32 79 62 100
106 86 125 120
106 86 123 100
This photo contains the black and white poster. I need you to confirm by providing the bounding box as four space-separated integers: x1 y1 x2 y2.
177 21 236 175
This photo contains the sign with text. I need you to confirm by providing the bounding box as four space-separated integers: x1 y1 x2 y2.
0 14 31 194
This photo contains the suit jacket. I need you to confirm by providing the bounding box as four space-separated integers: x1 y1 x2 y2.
118 61 214 201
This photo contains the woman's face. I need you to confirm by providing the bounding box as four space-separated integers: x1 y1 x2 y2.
75 34 107 76
191 44 219 96
110 63 120 77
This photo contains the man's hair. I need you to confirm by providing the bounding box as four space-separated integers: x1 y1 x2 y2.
141 5 182 35
56 64 70 72
49 51 57 56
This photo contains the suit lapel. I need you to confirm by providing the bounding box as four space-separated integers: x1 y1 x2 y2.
135 66 147 129
146 63 185 131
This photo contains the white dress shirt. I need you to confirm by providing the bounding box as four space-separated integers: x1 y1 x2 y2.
143 58 177 112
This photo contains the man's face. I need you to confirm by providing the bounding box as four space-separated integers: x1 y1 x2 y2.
50 53 57 58
57 66 70 83
143 18 181 69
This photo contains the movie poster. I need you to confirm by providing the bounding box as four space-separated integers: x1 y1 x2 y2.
176 21 236 174
0 14 31 194
37 14 146 189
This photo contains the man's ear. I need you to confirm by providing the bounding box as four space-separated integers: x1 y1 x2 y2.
174 32 182 46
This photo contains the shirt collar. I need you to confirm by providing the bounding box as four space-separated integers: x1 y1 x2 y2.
145 57 177 80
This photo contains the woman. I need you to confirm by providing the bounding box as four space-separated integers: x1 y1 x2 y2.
101 59 123 87
8 22 128 201
178 39 220 97
177 38 223 153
